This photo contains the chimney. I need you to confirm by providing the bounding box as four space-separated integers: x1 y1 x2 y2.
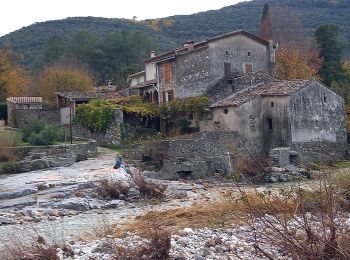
150 51 156 58
186 41 194 51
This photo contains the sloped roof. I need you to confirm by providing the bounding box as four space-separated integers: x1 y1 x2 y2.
129 79 157 89
129 70 145 78
55 91 120 101
7 97 42 104
144 30 271 63
211 80 314 108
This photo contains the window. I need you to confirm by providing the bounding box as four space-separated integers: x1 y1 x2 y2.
167 90 174 101
224 62 231 78
223 108 228 114
271 102 274 107
225 50 229 57
245 63 253 73
267 118 273 130
163 63 171 82
323 96 327 103
247 51 251 57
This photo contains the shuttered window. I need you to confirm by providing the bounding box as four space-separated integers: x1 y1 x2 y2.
163 63 171 81
245 64 253 73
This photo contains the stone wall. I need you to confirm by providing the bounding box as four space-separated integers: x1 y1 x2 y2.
2 138 97 174
291 142 348 164
71 109 123 146
141 131 256 180
9 109 60 128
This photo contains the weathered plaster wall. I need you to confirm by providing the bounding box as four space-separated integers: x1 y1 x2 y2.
290 82 347 163
291 82 346 143
261 96 291 152
130 75 145 87
208 35 272 81
145 62 156 81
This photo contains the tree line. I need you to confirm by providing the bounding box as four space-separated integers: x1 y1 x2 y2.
34 30 155 85
0 30 155 107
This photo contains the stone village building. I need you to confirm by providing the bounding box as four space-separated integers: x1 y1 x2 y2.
128 30 276 103
127 30 347 173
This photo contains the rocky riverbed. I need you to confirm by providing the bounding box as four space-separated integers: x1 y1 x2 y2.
0 148 349 259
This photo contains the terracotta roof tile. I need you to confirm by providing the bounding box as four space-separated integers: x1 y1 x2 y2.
7 97 42 104
211 80 314 108
55 91 120 101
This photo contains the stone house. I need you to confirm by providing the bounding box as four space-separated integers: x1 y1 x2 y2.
129 30 276 103
6 97 59 128
200 80 347 163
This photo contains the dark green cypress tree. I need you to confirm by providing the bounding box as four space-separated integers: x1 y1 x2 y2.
314 24 343 85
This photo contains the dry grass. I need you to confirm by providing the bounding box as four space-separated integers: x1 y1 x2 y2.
0 131 18 162
116 189 296 237
2 232 73 260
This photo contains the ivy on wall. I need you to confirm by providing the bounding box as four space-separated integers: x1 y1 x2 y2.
75 95 209 133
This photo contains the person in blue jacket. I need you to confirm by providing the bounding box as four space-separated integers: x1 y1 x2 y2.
113 155 131 174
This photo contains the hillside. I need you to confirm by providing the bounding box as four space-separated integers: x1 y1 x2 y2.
0 0 349 65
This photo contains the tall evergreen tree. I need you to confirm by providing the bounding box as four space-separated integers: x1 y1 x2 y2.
315 24 343 85
259 3 272 40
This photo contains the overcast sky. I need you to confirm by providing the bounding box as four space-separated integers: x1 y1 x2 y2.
0 0 244 37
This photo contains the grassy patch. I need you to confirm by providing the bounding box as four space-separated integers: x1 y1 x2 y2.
332 160 350 169
101 144 124 153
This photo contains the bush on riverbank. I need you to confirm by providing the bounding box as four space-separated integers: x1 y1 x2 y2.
22 119 66 146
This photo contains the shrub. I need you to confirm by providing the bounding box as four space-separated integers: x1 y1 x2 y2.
232 153 270 182
21 119 46 142
96 178 130 199
133 175 167 200
113 227 171 260
174 117 191 134
22 119 66 146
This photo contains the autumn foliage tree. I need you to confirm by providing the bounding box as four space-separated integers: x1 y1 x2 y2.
276 48 322 80
33 66 94 105
0 45 29 101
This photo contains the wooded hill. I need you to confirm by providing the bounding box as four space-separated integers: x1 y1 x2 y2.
0 0 349 66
